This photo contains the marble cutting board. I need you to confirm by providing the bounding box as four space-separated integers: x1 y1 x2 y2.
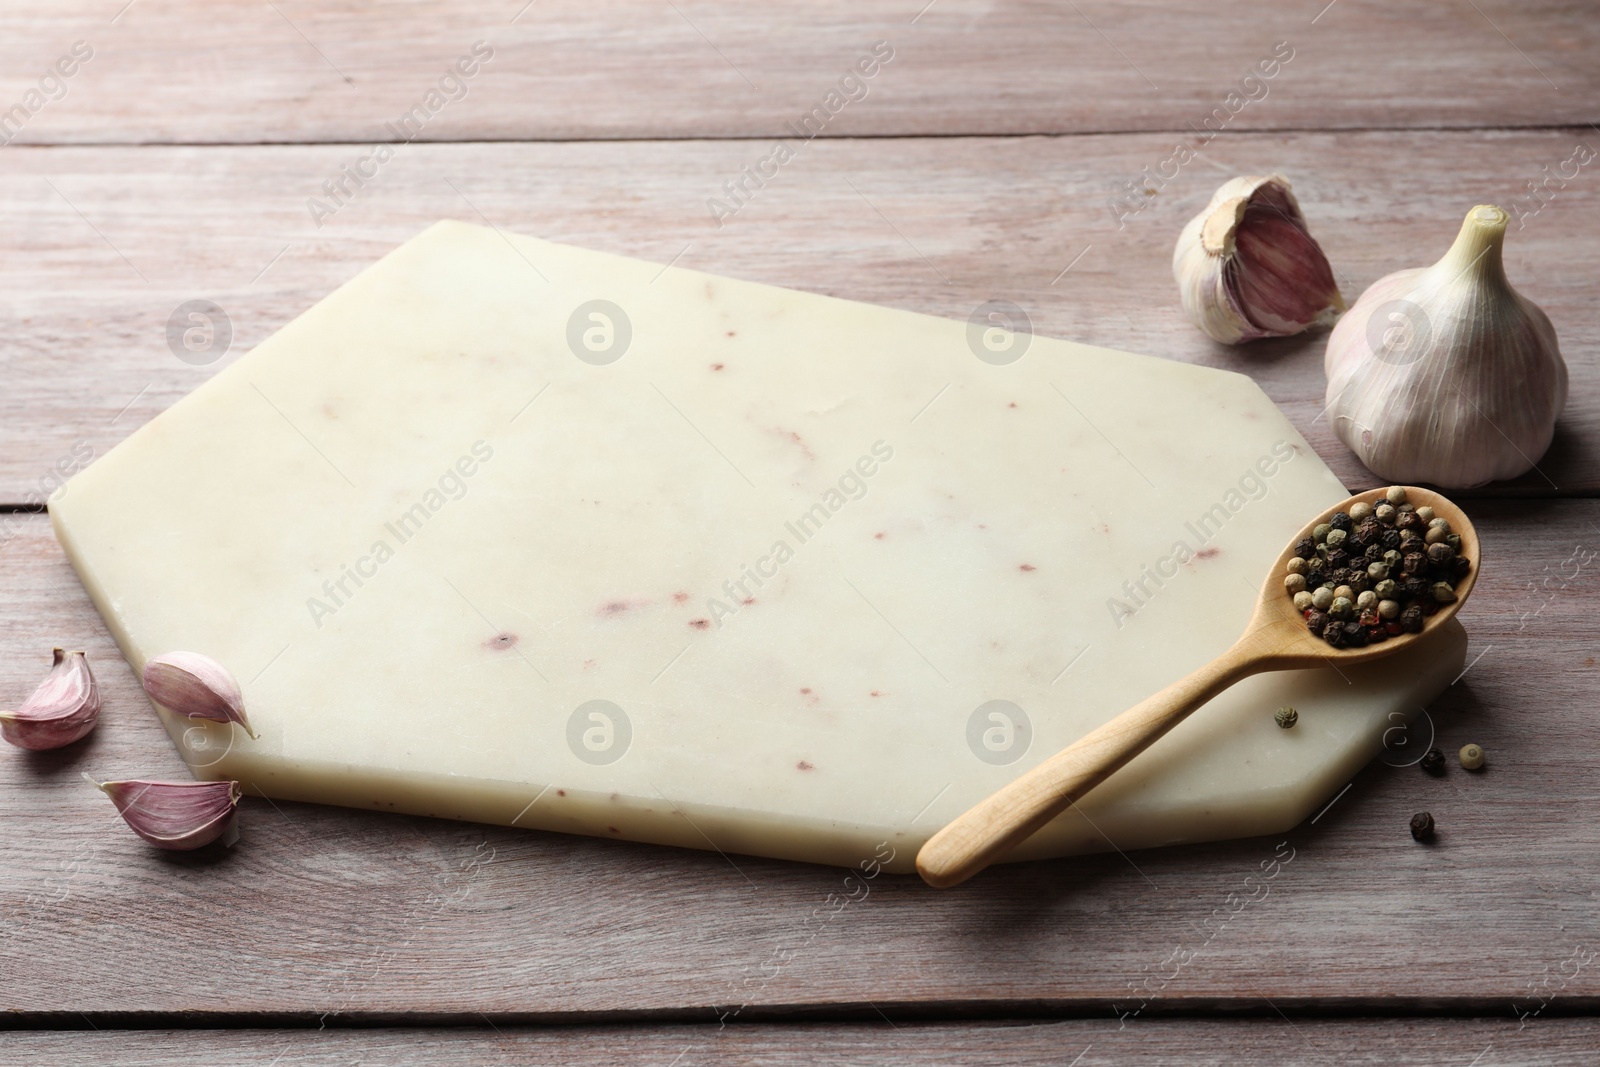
51 220 1466 872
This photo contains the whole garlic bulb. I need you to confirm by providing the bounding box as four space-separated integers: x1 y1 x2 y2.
1324 205 1567 488
1173 174 1344 344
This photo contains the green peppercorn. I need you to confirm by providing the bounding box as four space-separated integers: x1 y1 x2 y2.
1368 561 1389 581
1378 598 1401 619
1330 596 1354 618
1415 506 1435 523
1410 811 1435 841
1459 743 1485 770
1325 528 1348 548
1386 486 1408 506
1430 582 1457 604
1383 549 1402 568
1447 533 1461 551
1375 579 1397 599
1313 523 1331 543
1274 706 1298 729
1311 587 1334 611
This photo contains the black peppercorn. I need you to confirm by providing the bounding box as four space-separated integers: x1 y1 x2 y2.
1326 548 1350 571
1410 811 1435 841
1400 604 1424 633
1427 542 1455 567
1321 619 1348 647
1400 577 1429 602
1305 609 1329 634
1342 620 1368 647
1365 544 1384 562
1356 518 1382 543
1380 529 1401 551
1452 556 1472 581
1329 512 1353 532
1367 626 1388 643
1402 550 1427 575
1347 572 1371 594
1294 537 1317 560
1419 748 1446 776
1306 570 1327 589
1396 511 1423 533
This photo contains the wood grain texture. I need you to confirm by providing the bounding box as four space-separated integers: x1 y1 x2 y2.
2 501 1597 1015
2 129 1598 505
0 1 1595 144
7 1019 1600 1065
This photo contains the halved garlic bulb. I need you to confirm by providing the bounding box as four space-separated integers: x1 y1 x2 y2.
1173 174 1345 344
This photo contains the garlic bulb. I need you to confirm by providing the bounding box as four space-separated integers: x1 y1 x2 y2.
1324 205 1567 488
1173 174 1344 344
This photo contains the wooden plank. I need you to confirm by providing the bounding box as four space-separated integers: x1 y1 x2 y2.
2 129 1597 504
2 501 1598 1015
7 1019 1600 1065
0 1 1595 144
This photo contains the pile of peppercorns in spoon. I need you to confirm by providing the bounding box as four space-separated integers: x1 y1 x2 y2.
1284 486 1472 649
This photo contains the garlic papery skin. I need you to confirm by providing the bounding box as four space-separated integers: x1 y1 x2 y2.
1324 205 1568 488
1 649 101 751
1173 174 1345 344
142 652 257 739
90 777 241 850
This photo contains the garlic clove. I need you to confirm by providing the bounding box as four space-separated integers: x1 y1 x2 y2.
1174 174 1345 344
1324 205 1568 488
89 776 241 850
1 648 102 751
141 652 257 739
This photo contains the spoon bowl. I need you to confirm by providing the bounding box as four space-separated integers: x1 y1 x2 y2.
916 485 1477 888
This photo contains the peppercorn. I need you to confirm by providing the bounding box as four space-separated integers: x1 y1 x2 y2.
1313 522 1331 543
1357 590 1378 611
1310 587 1334 611
1368 561 1389 581
1284 573 1307 594
1424 525 1448 545
1364 544 1383 563
1402 550 1427 575
1286 556 1308 575
1294 537 1317 560
1321 619 1348 647
1377 598 1400 619
1426 542 1455 567
1306 569 1327 589
1419 748 1446 776
1410 811 1435 841
1355 516 1381 541
1292 590 1314 611
1386 486 1408 506
1459 743 1485 770
1375 579 1397 599
1430 582 1457 604
1400 529 1424 548
1325 527 1348 548
1274 706 1298 729
1415 506 1435 523
1326 548 1351 571
1305 608 1329 634
1349 501 1373 522
1342 620 1368 647
1329 512 1353 532
1347 572 1371 594
1380 529 1402 551
1332 588 1354 607
1374 503 1397 525
1396 510 1423 533
1399 577 1429 601
1400 604 1424 633
1366 625 1388 643
1447 533 1461 552
1452 556 1472 581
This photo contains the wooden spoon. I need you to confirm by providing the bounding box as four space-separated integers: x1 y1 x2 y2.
916 485 1478 888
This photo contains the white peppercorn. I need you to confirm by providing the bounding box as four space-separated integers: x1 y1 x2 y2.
1425 526 1448 545
1287 556 1308 575
1285 573 1307 594
1293 590 1314 611
1349 501 1373 523
1385 485 1408 506
1334 584 1354 601
1357 590 1378 610
1459 743 1484 770
1375 503 1397 525
1311 587 1334 611
1378 598 1400 619
1415 506 1434 523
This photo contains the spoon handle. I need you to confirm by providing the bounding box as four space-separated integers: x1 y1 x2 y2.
916 643 1263 888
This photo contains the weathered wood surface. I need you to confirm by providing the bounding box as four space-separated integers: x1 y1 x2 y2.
2 502 1597 1016
2 129 1597 505
0 1 1595 145
9 1019 1600 1065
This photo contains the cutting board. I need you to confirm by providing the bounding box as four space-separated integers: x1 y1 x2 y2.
51 221 1466 873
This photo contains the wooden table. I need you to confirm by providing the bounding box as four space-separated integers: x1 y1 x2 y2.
3 2 1598 1062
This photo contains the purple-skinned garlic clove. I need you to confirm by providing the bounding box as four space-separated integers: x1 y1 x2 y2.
89 776 242 850
141 652 257 739
1173 174 1345 344
1 648 102 751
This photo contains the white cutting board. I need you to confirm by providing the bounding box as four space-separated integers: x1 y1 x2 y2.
52 221 1465 872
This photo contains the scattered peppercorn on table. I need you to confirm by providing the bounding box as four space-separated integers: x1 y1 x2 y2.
4 3 1600 1062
